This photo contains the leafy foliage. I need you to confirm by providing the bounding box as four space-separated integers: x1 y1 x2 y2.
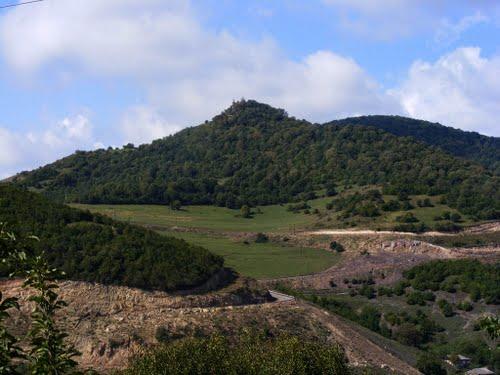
478 315 500 341
22 254 81 374
0 226 81 374
0 185 223 291
402 259 500 304
328 114 500 172
14 100 499 219
120 332 349 375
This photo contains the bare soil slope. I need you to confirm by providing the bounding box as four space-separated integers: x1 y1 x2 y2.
3 279 419 374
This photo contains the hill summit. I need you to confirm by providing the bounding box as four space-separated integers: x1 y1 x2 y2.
12 100 500 219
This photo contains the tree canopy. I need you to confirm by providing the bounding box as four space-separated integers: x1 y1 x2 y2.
13 100 500 219
0 184 224 291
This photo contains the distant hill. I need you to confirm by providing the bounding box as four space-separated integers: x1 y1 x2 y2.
0 184 223 290
327 115 499 172
12 100 500 219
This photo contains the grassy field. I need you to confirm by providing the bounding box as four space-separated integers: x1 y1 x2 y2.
160 231 340 279
72 192 473 234
72 189 485 279
72 201 327 232
73 200 340 278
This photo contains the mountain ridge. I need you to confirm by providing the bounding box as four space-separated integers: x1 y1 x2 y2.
11 100 500 219
327 114 499 171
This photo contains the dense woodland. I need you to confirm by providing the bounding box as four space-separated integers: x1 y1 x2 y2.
0 184 223 290
13 100 500 219
329 115 500 173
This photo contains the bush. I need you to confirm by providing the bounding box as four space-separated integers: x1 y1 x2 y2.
434 221 462 232
381 199 401 211
457 300 473 312
396 212 419 223
402 259 499 304
240 205 252 218
359 285 376 299
377 286 393 297
255 233 269 243
359 306 381 332
287 202 310 213
438 299 454 317
416 353 446 375
406 291 435 306
329 241 345 252
120 333 350 375
393 223 428 233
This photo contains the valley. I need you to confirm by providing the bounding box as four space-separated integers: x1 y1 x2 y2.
1 101 499 374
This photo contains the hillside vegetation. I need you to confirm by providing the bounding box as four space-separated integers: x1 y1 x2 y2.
0 184 223 290
14 100 499 219
120 333 349 375
329 115 500 172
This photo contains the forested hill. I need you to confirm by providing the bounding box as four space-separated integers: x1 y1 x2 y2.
13 100 500 219
327 115 499 172
0 184 223 290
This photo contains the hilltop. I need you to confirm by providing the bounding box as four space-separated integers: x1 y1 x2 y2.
12 100 500 219
328 115 500 172
0 184 224 291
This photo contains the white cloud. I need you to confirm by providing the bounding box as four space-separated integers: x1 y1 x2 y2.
121 106 181 145
322 0 497 40
0 0 498 180
391 47 500 136
0 115 102 177
435 12 488 47
0 0 400 129
322 0 438 39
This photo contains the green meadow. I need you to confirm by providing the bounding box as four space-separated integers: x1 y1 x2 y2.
72 201 327 232
73 191 480 279
159 231 340 279
73 201 340 278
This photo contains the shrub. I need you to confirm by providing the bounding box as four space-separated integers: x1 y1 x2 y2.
438 299 454 317
406 291 435 306
377 286 393 297
359 285 376 299
416 353 446 375
434 221 462 233
329 241 345 252
120 333 350 375
457 300 473 312
381 200 401 211
255 233 269 243
396 212 419 223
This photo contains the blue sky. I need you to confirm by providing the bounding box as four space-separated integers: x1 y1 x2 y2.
0 0 499 177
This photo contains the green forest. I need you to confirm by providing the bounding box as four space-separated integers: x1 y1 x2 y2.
13 100 500 219
0 184 223 291
328 115 500 172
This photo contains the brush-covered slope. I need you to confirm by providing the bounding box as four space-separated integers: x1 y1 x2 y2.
328 115 500 172
0 184 223 290
13 100 500 219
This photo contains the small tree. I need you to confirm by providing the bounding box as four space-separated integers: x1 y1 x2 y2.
23 254 80 374
240 205 252 219
329 241 345 253
170 200 182 211
255 233 269 243
0 224 81 374
416 353 446 375
478 315 500 341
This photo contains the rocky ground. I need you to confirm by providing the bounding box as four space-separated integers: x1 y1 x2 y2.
3 277 418 374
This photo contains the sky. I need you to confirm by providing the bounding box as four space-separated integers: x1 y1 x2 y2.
0 0 499 178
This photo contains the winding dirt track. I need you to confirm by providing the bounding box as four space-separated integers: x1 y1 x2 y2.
306 229 447 236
